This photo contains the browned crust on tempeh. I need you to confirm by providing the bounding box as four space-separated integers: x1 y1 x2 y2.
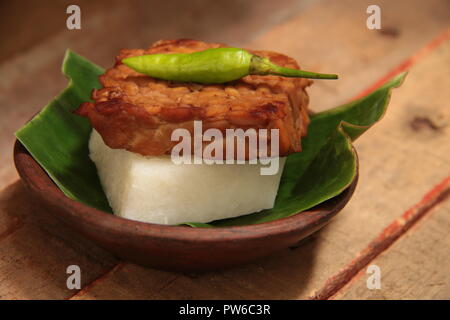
75 39 312 158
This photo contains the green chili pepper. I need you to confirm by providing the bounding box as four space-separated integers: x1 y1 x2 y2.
122 47 338 84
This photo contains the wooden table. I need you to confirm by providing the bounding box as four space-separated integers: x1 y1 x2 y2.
0 0 449 299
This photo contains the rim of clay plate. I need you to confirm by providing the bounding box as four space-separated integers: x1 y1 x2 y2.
14 139 358 243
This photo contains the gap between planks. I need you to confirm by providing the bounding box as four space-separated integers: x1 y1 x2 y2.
26 24 449 301
70 174 450 300
310 175 450 300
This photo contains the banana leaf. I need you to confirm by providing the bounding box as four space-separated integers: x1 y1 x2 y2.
15 50 406 226
16 50 112 212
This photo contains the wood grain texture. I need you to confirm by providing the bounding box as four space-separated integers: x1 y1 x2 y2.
0 183 24 241
71 263 178 300
0 0 316 190
0 182 117 299
72 1 450 300
73 35 450 299
327 38 450 299
1 0 450 299
333 197 450 300
311 176 450 299
248 0 450 111
0 0 123 62
0 0 327 299
2 0 449 187
306 37 450 299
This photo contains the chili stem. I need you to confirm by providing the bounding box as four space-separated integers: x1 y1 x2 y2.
250 55 338 80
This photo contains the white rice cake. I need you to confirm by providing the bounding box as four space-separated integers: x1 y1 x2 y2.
89 130 286 225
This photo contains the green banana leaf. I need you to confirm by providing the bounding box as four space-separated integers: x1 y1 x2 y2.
16 50 112 212
15 50 406 227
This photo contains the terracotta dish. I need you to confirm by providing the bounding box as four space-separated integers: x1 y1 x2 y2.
14 139 357 272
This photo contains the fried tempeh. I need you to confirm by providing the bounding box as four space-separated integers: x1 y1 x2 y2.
75 39 312 158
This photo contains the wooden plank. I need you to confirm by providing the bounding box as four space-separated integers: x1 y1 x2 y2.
0 0 123 62
0 182 117 299
73 233 331 300
309 37 450 298
333 197 450 300
0 0 320 300
72 2 450 299
1 0 449 299
317 37 450 298
311 176 450 299
0 182 24 241
71 263 179 300
248 0 450 111
2 0 448 187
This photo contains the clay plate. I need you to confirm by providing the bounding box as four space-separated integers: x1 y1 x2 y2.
14 139 358 272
